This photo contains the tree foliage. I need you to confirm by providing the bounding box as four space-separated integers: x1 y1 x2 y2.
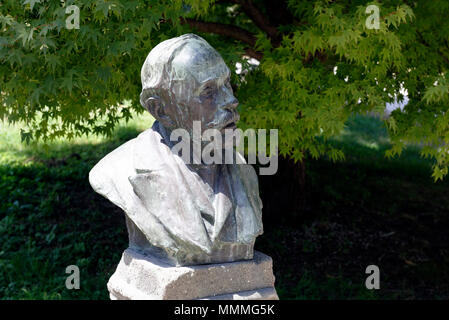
1 0 448 179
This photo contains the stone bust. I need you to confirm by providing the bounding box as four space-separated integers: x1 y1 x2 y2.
89 34 263 266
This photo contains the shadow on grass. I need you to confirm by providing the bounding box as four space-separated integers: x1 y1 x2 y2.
0 126 144 299
257 115 449 300
1 115 449 299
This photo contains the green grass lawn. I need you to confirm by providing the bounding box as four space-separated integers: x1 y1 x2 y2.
1 113 448 299
0 114 154 299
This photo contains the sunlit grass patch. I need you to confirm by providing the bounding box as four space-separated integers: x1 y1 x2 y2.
0 113 154 163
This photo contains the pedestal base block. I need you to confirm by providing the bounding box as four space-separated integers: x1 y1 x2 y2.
107 248 279 300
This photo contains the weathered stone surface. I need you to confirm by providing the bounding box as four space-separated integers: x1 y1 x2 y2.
107 248 279 300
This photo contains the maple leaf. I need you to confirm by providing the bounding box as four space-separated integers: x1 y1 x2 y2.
23 0 41 11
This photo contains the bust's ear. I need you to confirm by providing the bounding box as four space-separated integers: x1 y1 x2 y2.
144 96 175 128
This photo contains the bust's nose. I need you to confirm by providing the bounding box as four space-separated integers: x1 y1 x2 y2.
220 87 239 112
222 97 240 124
223 97 239 112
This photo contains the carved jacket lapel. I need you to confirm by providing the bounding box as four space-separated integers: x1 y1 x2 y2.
130 126 213 253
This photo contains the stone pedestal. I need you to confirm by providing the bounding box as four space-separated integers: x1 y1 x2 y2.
107 248 279 300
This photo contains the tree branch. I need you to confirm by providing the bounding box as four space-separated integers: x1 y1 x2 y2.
180 1 283 59
180 17 263 60
245 47 263 60
181 18 256 46
237 0 278 41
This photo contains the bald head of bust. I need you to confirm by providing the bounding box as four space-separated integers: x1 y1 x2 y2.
140 34 239 136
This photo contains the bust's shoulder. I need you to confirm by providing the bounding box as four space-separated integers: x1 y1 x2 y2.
88 137 137 195
88 127 166 195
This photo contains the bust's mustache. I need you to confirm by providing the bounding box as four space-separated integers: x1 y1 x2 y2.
206 110 240 131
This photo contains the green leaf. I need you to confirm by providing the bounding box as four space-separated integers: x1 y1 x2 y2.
23 0 41 11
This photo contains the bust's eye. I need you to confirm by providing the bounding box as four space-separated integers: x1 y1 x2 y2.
201 85 214 97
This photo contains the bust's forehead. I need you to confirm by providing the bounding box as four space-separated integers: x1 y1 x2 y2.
170 40 230 85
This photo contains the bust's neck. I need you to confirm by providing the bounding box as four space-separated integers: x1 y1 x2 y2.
191 163 219 188
156 121 220 184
